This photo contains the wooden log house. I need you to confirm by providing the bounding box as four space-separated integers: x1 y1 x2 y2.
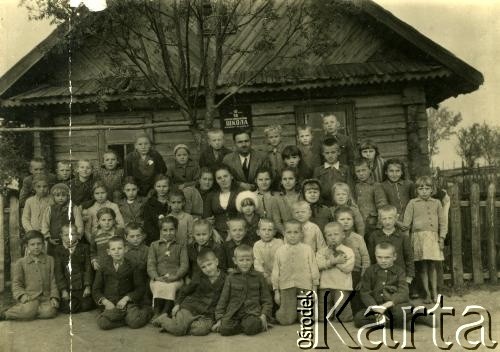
0 0 483 178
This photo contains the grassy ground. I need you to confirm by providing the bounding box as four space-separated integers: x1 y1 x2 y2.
1 285 499 352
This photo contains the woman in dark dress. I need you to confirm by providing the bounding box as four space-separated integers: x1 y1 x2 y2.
203 165 241 239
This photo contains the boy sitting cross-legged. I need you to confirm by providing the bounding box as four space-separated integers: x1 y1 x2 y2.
154 249 227 336
92 236 152 330
213 244 273 336
0 230 59 321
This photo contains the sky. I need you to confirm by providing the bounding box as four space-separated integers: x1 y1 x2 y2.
0 0 498 168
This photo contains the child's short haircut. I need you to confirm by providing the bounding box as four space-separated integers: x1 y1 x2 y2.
333 206 354 220
321 113 339 122
199 167 214 177
264 125 282 136
353 158 369 168
103 149 119 159
92 180 108 193
375 241 396 253
168 190 186 202
122 176 138 187
77 159 91 167
292 200 310 211
383 158 406 180
324 221 344 233
281 145 302 160
125 221 144 235
232 129 251 141
30 157 46 166
108 236 126 248
378 205 398 217
96 207 116 221
233 244 253 257
226 217 246 228
153 174 170 186
207 128 223 137
322 137 340 148
331 182 352 200
193 218 213 233
57 160 71 167
60 223 78 238
32 175 49 186
258 218 274 229
283 219 303 231
25 230 44 242
134 132 151 143
415 175 433 188
296 125 312 134
197 248 218 264
158 215 178 230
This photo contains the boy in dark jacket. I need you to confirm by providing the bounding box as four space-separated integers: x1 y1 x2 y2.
92 236 151 330
154 249 226 336
54 223 94 314
213 244 273 336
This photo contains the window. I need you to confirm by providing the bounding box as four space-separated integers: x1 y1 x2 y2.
294 102 355 140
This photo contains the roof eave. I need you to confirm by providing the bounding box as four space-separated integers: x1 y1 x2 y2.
356 0 484 90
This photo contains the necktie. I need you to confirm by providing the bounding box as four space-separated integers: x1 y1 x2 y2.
242 156 250 180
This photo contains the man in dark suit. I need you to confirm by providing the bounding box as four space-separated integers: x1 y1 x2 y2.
222 130 271 191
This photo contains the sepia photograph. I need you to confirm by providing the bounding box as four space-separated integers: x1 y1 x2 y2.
0 0 498 351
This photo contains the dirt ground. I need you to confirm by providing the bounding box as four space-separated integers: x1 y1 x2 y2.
0 289 499 352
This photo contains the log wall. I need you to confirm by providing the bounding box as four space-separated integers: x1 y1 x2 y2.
50 89 429 173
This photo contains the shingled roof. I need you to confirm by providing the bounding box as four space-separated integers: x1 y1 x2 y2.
0 0 483 108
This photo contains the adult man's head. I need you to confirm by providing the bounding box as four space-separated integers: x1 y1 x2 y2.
232 130 252 156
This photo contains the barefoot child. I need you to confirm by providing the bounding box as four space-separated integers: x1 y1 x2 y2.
0 231 59 321
92 236 151 330
214 244 273 335
316 222 355 322
154 249 227 336
272 220 319 325
54 223 94 314
148 216 189 320
403 176 447 304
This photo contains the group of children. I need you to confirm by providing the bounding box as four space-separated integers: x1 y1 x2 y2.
1 114 448 335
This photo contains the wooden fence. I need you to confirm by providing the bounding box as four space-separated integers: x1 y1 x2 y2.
0 182 499 292
444 181 499 288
